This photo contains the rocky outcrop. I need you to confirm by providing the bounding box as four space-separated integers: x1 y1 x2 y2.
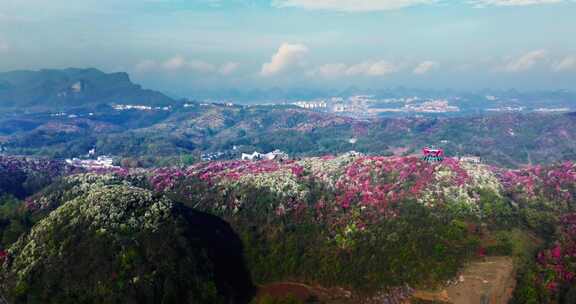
0 68 175 108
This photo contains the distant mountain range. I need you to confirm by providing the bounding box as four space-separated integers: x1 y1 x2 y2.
0 68 176 109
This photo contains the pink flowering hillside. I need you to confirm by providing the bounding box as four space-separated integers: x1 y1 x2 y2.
2 155 576 303
142 155 576 301
148 154 544 228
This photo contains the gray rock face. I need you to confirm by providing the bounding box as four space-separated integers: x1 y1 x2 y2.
0 68 175 108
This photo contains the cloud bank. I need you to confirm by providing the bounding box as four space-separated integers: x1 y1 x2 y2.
272 0 434 11
553 56 576 72
135 56 239 75
413 61 439 74
261 43 309 76
273 0 566 11
0 39 9 53
501 50 547 72
310 60 399 78
471 0 563 7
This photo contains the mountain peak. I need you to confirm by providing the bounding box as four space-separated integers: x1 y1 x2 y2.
0 68 175 109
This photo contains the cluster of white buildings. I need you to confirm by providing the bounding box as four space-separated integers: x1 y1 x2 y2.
112 104 171 111
533 107 571 113
454 156 482 164
292 95 464 116
65 148 118 169
65 155 117 169
486 106 525 113
402 100 460 113
241 150 289 161
293 100 328 110
49 112 94 118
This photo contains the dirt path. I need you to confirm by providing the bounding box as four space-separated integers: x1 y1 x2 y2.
257 257 516 304
256 282 352 303
413 256 516 304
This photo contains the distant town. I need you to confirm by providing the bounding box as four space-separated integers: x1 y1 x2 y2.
287 94 572 118
25 91 573 121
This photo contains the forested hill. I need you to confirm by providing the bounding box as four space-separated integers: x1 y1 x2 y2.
0 155 575 303
0 69 575 167
0 68 175 109
2 101 575 167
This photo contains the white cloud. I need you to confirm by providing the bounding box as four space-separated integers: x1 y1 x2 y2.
471 0 563 7
135 56 238 75
552 56 576 72
162 55 187 70
0 39 10 52
261 43 309 76
272 0 565 11
188 60 216 73
413 61 439 74
501 50 547 72
312 63 349 78
219 62 240 75
272 0 434 12
349 61 398 76
310 60 399 78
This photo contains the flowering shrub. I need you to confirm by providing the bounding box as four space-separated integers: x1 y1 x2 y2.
419 160 508 218
10 156 570 241
0 156 80 198
24 173 127 212
536 213 576 293
0 249 6 263
1 183 253 303
141 156 540 232
332 157 435 217
297 155 356 189
498 162 576 209
3 154 575 301
5 185 172 287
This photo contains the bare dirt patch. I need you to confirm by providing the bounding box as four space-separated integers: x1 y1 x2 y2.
256 282 352 303
412 256 516 304
256 257 515 304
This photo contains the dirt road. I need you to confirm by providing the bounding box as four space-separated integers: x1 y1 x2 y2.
413 256 516 304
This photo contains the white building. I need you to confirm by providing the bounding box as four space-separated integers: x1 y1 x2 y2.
66 156 117 169
113 104 153 111
456 156 482 164
241 152 262 161
293 100 328 110
332 103 347 112
241 150 288 161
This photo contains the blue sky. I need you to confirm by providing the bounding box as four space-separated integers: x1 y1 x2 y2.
1 0 575 95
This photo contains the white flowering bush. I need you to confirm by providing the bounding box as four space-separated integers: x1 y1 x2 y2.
6 185 173 284
460 163 503 196
418 161 505 218
0 181 254 303
297 155 358 190
25 173 129 212
221 169 308 201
